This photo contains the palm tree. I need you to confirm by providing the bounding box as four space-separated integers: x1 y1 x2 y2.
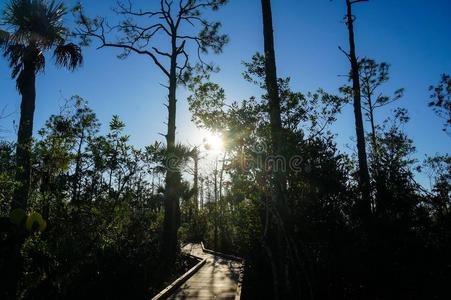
0 0 83 210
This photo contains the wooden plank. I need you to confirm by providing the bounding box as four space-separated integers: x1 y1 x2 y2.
157 243 244 300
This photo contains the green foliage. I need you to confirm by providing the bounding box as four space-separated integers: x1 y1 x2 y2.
188 82 226 129
184 57 451 299
0 99 189 299
0 142 15 213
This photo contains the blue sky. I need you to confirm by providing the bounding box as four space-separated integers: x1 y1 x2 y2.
1 0 450 187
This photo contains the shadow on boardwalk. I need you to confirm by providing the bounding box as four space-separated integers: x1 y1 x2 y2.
167 244 243 300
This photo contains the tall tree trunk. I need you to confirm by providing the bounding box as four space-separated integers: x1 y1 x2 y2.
162 41 180 264
364 83 379 171
261 0 297 298
8 56 37 300
368 101 377 152
200 177 204 209
345 0 372 221
366 89 386 215
213 158 218 249
214 158 218 203
12 62 36 211
261 0 285 199
193 151 199 209
219 151 226 200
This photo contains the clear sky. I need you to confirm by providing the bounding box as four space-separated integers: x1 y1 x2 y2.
1 0 450 187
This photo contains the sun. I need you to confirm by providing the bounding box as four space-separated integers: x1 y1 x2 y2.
203 132 224 153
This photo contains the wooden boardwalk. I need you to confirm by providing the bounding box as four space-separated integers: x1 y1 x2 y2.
166 244 243 300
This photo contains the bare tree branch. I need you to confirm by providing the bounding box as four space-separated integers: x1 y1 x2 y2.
338 46 351 62
350 0 369 4
75 0 227 84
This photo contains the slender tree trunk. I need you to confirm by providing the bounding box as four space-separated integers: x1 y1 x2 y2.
193 151 199 210
213 158 218 249
364 83 379 166
219 151 226 200
72 133 84 204
9 54 37 300
261 0 286 200
261 0 298 298
200 177 204 209
366 90 386 214
368 103 377 151
368 99 381 210
12 62 36 211
214 158 218 202
345 0 372 221
162 37 180 263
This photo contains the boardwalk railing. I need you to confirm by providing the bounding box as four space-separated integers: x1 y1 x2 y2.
151 257 206 300
200 242 244 262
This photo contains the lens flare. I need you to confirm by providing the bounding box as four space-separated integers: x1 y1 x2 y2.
203 132 224 152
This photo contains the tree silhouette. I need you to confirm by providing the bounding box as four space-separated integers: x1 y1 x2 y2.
429 74 450 135
359 59 404 149
260 1 297 299
76 0 228 262
340 58 405 173
261 0 286 205
339 0 372 225
237 1 319 297
0 0 82 210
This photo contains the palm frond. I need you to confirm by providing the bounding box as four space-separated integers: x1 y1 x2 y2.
0 29 10 45
1 1 82 78
3 43 25 78
3 43 45 79
54 42 83 70
35 50 45 72
2 0 68 48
